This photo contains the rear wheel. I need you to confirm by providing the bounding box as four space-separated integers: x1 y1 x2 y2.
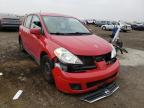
41 55 54 83
0 24 2 31
122 30 127 32
19 37 25 52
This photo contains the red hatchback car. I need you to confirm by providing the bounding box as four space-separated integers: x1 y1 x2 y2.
19 13 120 94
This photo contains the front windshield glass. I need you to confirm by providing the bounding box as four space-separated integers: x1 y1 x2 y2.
42 16 91 35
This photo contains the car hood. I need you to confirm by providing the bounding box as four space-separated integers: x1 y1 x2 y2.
50 34 112 56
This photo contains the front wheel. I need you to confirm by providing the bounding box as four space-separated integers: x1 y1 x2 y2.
41 55 54 83
102 26 106 30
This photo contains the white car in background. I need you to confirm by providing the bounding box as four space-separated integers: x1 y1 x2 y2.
85 19 96 24
101 22 132 32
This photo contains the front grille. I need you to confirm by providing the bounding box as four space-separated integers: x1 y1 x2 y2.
78 52 112 63
78 56 95 65
87 73 117 88
60 63 96 72
94 52 111 62
59 52 115 72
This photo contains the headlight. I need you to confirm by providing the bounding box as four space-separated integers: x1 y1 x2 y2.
111 44 116 58
54 47 83 64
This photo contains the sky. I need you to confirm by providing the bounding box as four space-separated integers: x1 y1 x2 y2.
0 0 143 22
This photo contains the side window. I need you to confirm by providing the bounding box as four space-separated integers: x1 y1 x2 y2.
31 15 41 29
25 15 32 28
22 17 26 26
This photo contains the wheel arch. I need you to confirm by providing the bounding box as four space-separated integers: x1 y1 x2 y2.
39 51 54 64
18 35 22 43
40 51 48 63
40 51 55 69
102 25 106 30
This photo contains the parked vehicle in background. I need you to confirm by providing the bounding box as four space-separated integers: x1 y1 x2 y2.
101 21 114 30
80 19 87 25
19 13 120 94
19 16 25 25
85 19 96 25
95 21 113 27
116 22 131 32
101 21 132 32
0 13 21 30
131 23 144 31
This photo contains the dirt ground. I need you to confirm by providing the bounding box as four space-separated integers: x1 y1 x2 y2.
0 26 144 108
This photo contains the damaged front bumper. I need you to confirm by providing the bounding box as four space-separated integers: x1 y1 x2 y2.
52 59 120 94
80 82 119 103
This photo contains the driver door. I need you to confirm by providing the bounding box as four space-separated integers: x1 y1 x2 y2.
29 15 44 60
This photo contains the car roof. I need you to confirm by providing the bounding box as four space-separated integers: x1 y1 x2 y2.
30 13 73 18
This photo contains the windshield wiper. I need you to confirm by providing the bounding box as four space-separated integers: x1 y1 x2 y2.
50 32 67 35
50 32 92 35
66 32 92 35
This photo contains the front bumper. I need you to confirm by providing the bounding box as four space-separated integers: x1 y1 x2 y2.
52 60 120 94
80 82 119 103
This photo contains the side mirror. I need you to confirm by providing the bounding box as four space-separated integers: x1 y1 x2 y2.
30 28 41 35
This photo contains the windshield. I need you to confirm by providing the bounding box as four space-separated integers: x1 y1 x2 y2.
42 16 91 35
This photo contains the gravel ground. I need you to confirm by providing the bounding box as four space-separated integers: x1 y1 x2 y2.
0 26 144 108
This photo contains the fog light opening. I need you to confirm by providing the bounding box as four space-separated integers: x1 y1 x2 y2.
70 83 82 90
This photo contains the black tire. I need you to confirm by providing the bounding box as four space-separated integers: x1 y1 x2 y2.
102 26 106 30
123 30 127 32
19 37 25 52
41 55 54 83
0 23 2 31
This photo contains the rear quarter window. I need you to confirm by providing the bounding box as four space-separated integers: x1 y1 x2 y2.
22 17 27 26
24 15 32 28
